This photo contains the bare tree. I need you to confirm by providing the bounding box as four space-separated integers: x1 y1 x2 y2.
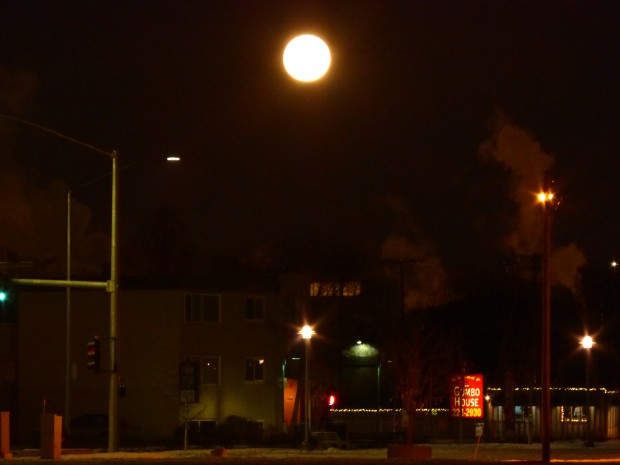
382 310 457 444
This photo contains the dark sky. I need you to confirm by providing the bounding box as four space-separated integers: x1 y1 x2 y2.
1 1 619 298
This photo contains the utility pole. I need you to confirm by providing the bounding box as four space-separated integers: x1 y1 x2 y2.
381 258 423 317
1 114 120 452
540 172 553 463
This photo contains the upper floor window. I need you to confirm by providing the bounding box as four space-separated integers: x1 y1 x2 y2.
185 294 220 322
309 281 361 297
245 358 264 382
245 297 264 321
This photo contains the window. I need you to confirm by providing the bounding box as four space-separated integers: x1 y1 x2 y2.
309 281 361 297
561 406 588 422
184 356 220 386
188 420 217 445
185 294 220 322
515 406 532 422
179 360 200 403
245 297 264 321
245 358 264 382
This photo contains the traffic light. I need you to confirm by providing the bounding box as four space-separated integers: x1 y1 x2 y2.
328 393 337 409
0 282 10 303
0 280 17 323
87 338 101 372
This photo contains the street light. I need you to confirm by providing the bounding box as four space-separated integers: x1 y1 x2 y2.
0 114 120 451
581 335 595 447
283 36 326 449
538 172 555 463
299 324 315 450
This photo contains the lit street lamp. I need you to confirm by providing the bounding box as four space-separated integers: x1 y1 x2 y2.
283 34 327 450
0 114 120 451
581 335 595 447
299 324 315 450
538 173 555 463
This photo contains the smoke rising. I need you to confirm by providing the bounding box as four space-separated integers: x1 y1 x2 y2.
1 67 110 278
0 170 110 277
380 195 457 312
479 114 586 293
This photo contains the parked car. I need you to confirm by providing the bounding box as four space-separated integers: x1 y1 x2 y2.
65 414 145 448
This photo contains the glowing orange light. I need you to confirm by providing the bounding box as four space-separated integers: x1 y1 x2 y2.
538 191 554 203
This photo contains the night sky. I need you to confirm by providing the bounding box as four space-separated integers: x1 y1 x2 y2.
1 1 619 305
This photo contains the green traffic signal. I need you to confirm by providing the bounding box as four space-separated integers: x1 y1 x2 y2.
0 291 7 302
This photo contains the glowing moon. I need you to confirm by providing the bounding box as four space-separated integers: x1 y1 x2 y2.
283 34 331 82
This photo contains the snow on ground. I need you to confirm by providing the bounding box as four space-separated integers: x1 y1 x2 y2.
9 441 620 463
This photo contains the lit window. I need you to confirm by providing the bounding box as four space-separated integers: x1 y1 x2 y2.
309 281 361 297
245 297 264 321
343 281 361 296
185 294 220 322
515 406 532 422
245 358 265 382
561 406 587 422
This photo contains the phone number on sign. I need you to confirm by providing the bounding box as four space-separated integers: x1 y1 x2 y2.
452 407 482 418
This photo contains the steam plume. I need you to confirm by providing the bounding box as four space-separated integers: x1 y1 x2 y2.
479 114 586 293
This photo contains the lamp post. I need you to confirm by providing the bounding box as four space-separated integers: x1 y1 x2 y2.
0 114 120 451
538 173 554 463
282 37 328 447
581 335 595 447
299 325 314 450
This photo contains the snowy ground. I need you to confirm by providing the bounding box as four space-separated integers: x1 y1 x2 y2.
8 441 620 463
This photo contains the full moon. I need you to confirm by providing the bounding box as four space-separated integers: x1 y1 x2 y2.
283 34 331 82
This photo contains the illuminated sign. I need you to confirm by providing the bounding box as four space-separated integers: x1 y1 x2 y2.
451 374 484 418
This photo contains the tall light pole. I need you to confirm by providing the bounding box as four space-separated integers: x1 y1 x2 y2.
299 325 314 450
63 155 180 434
282 35 327 450
0 114 120 451
283 37 328 449
581 335 595 447
538 173 554 463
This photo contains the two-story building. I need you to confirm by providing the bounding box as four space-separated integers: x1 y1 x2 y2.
12 273 309 446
